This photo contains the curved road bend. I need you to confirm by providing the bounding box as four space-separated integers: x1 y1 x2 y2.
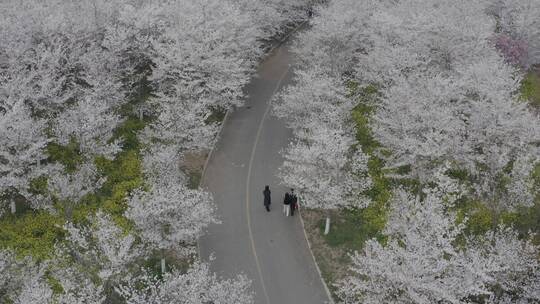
198 40 330 303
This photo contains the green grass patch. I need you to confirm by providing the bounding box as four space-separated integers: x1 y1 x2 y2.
351 102 379 154
320 84 392 251
322 200 389 251
501 163 540 244
46 138 83 173
187 171 202 190
45 272 65 295
452 163 540 242
60 132 144 230
521 71 540 107
88 116 146 230
111 116 146 152
205 106 227 125
455 200 494 236
29 176 49 196
446 167 472 183
504 203 540 244
0 211 65 261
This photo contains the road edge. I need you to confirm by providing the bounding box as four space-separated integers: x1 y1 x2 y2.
196 109 230 258
199 110 231 189
298 202 336 304
196 19 309 259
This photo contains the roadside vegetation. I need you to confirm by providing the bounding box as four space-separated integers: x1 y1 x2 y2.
521 70 540 107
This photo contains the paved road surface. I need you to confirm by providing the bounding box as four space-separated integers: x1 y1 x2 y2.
199 40 331 304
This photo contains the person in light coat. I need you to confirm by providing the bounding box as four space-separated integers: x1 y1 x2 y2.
283 189 292 216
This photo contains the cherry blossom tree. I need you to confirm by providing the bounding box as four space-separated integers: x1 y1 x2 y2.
0 251 54 304
272 3 374 235
0 103 48 214
478 227 540 303
490 0 540 68
337 190 487 304
52 93 123 160
93 212 142 280
141 144 187 188
290 0 373 77
12 266 52 304
48 162 105 219
126 184 217 272
0 250 21 302
60 212 143 282
117 262 253 304
371 65 540 210
236 0 312 38
351 0 540 211
1 257 106 304
337 189 540 304
280 128 371 210
54 267 106 304
274 68 372 211
148 0 262 107
139 86 219 152
0 0 125 117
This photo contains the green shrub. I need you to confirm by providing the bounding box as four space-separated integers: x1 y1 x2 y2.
45 272 64 295
352 103 379 154
0 211 65 261
521 71 540 107
96 150 142 191
503 203 540 244
46 138 82 173
112 117 146 151
92 151 142 232
205 106 227 125
454 200 494 236
187 171 202 190
446 167 471 183
29 176 49 196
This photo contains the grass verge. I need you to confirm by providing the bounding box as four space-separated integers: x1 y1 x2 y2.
521 70 540 107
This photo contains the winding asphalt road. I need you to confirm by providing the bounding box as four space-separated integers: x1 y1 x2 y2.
199 39 331 304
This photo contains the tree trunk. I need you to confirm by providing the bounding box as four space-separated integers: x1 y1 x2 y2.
10 198 16 214
138 108 143 120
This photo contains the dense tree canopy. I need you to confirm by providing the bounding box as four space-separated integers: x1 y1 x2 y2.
275 0 540 303
0 0 313 302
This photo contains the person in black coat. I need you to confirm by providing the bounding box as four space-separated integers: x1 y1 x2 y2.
263 185 271 212
289 189 298 216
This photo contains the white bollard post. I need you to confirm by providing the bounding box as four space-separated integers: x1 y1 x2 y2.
161 258 166 274
324 217 330 235
10 198 16 214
